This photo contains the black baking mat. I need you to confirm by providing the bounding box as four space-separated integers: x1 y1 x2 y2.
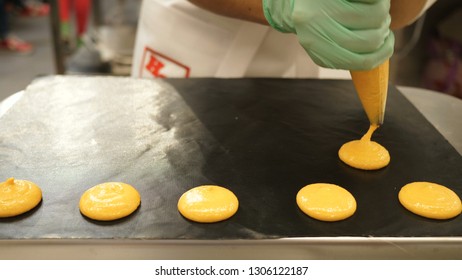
0 76 461 239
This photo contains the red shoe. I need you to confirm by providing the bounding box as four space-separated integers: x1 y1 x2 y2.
0 36 34 54
19 3 50 17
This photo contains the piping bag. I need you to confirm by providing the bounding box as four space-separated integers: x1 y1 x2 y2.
350 60 389 125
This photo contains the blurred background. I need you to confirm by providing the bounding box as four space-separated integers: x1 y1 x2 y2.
0 0 461 102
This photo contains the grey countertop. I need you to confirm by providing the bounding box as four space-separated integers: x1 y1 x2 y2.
399 86 462 156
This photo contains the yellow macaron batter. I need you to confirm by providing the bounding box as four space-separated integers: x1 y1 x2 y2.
178 185 239 223
79 182 141 221
339 124 390 170
296 183 357 222
399 182 462 220
0 177 42 218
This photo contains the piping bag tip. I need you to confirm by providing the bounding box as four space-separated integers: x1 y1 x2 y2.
350 60 389 127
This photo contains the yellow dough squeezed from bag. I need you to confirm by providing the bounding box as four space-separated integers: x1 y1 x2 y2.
339 124 390 170
79 182 141 221
399 182 462 220
0 177 42 218
178 185 239 223
296 183 357 222
340 61 390 170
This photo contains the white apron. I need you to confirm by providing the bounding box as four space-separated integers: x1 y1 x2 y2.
131 0 350 79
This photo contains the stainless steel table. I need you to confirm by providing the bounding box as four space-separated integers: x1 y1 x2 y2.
399 86 462 156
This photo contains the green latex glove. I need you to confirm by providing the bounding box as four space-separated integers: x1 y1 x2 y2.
263 0 394 70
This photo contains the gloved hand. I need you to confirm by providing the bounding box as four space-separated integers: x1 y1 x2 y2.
262 0 394 70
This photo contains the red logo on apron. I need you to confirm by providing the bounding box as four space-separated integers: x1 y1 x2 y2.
140 47 190 78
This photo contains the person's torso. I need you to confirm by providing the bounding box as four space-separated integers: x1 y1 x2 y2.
131 0 349 79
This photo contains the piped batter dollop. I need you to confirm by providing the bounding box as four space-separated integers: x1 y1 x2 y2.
79 182 141 221
178 185 239 223
0 177 42 218
399 182 462 220
296 183 357 222
338 124 390 170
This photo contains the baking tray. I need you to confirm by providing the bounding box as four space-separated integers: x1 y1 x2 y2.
1 76 461 240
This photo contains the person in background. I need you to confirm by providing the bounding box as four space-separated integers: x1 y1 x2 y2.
0 0 49 54
6 0 49 16
0 0 33 54
132 0 437 79
58 0 91 48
